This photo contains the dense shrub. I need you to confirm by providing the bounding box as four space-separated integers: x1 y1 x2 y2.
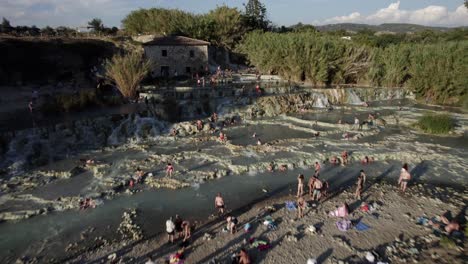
416 114 455 134
41 90 123 113
238 31 468 105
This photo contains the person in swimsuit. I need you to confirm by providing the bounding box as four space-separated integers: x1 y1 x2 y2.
226 215 238 234
267 162 274 172
398 163 411 192
257 138 262 146
330 156 338 165
219 132 227 142
166 163 174 177
321 181 330 200
314 162 321 173
238 248 251 264
174 214 183 238
297 196 305 218
279 164 287 172
215 192 225 215
182 220 191 242
135 167 145 183
308 174 317 197
196 120 203 131
312 177 323 201
341 151 349 165
166 217 176 243
297 174 305 197
361 156 370 165
359 170 367 186
355 174 364 200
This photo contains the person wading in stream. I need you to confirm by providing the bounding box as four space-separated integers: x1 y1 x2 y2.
215 192 225 215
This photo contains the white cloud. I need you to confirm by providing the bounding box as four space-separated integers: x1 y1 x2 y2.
0 0 138 28
323 1 468 26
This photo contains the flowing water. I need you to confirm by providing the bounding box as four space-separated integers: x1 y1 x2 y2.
0 88 466 263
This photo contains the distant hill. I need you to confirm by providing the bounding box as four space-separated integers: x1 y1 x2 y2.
316 23 465 33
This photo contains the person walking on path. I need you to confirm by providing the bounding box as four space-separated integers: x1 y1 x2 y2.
398 163 411 193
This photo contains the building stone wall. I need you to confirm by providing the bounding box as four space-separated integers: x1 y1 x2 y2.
144 45 208 77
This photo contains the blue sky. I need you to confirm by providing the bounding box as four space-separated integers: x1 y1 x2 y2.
1 0 467 28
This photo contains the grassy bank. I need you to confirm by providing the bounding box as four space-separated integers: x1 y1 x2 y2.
416 113 455 134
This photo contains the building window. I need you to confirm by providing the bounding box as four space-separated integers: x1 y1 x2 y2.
189 50 195 58
162 50 167 57
186 67 191 74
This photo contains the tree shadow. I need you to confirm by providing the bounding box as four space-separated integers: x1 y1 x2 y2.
410 161 428 182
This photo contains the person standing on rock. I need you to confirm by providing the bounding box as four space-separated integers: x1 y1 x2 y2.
360 170 367 186
314 162 321 173
297 174 305 197
354 116 360 130
166 217 176 244
166 163 174 177
308 173 317 197
215 192 225 215
174 214 183 239
355 173 364 200
312 176 323 201
182 220 191 242
398 163 411 193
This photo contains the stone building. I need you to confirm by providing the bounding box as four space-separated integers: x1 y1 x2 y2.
143 36 209 77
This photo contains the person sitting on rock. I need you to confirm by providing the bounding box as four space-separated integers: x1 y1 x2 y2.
196 120 203 131
267 162 274 172
135 167 145 183
341 151 349 165
330 156 338 165
329 202 349 218
219 132 227 143
297 196 305 218
257 138 262 146
226 215 238 234
237 248 251 264
361 156 370 165
279 164 287 172
429 212 461 235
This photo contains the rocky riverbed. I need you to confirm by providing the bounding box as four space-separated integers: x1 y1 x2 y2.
0 90 466 263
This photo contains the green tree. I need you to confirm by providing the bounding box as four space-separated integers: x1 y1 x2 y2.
465 1 468 9
88 18 104 33
41 26 55 36
206 6 245 48
243 0 269 30
105 51 151 99
0 17 12 33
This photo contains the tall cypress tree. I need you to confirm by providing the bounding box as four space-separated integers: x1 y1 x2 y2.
243 0 269 30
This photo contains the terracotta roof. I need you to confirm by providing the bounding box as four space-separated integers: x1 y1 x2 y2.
143 36 210 46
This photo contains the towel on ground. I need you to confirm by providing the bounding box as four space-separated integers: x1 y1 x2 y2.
355 221 370 231
285 201 297 211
